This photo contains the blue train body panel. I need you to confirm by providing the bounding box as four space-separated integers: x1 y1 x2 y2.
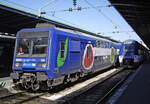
12 27 120 80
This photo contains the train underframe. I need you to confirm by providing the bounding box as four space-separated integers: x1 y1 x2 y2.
10 71 88 91
10 60 119 91
122 58 139 68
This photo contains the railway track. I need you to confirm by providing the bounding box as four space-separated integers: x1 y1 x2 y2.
0 91 47 104
24 67 125 104
62 69 133 104
95 72 130 104
0 67 127 104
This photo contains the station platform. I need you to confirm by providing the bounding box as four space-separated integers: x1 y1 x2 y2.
108 60 150 104
0 68 12 88
0 77 12 88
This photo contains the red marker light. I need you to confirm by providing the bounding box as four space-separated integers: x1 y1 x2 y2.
38 64 42 68
19 63 22 67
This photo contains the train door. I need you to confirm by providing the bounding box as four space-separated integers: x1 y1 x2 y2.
56 35 69 74
68 39 81 72
56 35 81 74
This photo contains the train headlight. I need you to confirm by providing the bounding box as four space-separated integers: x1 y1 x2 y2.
15 63 22 68
37 63 47 69
42 63 46 68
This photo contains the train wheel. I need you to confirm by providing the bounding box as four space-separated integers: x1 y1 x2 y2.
31 81 40 91
21 79 30 90
24 82 30 90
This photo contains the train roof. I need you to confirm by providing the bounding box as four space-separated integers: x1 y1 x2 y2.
18 26 120 44
123 39 149 50
123 39 137 44
55 27 112 42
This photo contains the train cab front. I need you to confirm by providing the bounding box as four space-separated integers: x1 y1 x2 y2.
122 41 139 68
123 54 140 68
10 30 51 91
123 55 134 68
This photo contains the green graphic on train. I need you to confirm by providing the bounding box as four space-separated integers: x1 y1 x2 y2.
110 47 115 63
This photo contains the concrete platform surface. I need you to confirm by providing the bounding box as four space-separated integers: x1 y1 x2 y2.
108 61 150 104
0 77 13 88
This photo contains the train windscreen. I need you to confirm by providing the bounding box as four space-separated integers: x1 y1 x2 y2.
123 44 135 56
124 44 134 50
16 31 49 58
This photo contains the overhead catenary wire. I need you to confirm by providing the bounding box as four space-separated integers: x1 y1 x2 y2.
84 0 116 26
38 0 57 17
51 15 89 29
43 1 136 38
100 30 134 34
1 0 82 29
46 5 110 13
83 0 136 38
40 0 136 37
1 0 135 39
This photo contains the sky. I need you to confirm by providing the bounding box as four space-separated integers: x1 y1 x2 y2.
0 0 143 42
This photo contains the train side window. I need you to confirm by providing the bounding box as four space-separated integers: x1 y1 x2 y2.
95 40 98 47
60 41 65 58
100 41 102 48
103 42 104 48
106 42 109 48
101 41 104 48
105 42 108 48
104 42 106 48
98 41 101 48
108 42 110 48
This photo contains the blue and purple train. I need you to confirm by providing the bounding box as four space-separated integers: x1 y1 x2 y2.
10 25 120 91
119 39 149 68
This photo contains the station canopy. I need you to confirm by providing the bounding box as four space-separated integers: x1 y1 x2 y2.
0 3 119 43
0 4 81 35
109 0 150 48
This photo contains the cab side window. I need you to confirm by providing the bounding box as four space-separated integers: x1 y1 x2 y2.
60 41 65 58
95 40 98 47
101 41 103 48
98 41 101 48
